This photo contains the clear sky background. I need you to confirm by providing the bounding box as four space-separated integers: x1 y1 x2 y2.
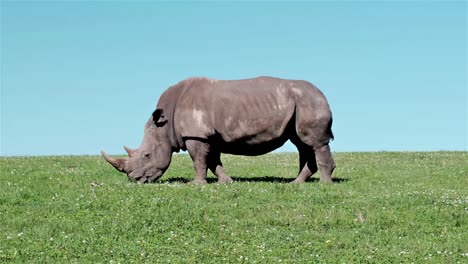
1 1 467 156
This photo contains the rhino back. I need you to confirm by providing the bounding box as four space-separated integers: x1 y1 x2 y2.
173 77 329 152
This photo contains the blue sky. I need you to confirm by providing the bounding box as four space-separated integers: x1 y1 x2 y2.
1 1 467 156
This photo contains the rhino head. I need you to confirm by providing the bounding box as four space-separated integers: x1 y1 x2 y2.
101 109 172 183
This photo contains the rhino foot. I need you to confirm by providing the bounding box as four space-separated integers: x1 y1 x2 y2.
319 178 333 183
290 179 306 184
217 176 234 184
189 179 208 185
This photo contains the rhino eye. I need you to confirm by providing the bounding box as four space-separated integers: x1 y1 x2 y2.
144 153 151 158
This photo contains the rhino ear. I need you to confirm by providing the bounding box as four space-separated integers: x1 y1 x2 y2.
152 108 167 127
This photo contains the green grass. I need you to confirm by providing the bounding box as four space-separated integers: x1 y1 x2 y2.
1 152 467 263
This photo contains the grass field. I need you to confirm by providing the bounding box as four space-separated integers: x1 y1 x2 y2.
1 152 467 263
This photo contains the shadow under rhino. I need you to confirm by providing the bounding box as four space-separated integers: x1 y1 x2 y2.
156 176 349 184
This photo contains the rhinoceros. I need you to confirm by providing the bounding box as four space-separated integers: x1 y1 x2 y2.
101 76 335 184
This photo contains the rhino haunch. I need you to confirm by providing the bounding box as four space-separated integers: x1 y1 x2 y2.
102 76 335 184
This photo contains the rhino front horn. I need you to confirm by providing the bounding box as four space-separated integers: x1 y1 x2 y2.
123 146 136 157
101 150 127 172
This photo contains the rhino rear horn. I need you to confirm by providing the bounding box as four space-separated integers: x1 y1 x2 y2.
101 150 127 172
123 146 136 157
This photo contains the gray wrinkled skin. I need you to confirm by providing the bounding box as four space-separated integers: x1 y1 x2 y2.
102 76 335 184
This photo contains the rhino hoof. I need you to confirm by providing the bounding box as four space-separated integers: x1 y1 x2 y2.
189 179 208 185
217 177 234 184
319 178 333 184
290 179 306 184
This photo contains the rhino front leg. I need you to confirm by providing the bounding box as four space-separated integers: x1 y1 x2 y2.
208 152 234 184
186 139 209 184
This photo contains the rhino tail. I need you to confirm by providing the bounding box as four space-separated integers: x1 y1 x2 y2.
328 117 334 141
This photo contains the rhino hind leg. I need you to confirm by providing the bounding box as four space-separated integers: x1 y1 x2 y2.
290 142 318 183
314 144 335 183
208 152 234 184
290 126 335 183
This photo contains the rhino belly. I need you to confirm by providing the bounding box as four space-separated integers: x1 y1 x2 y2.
215 117 293 156
217 135 290 156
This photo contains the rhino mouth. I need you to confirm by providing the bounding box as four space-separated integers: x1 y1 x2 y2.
129 171 163 184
